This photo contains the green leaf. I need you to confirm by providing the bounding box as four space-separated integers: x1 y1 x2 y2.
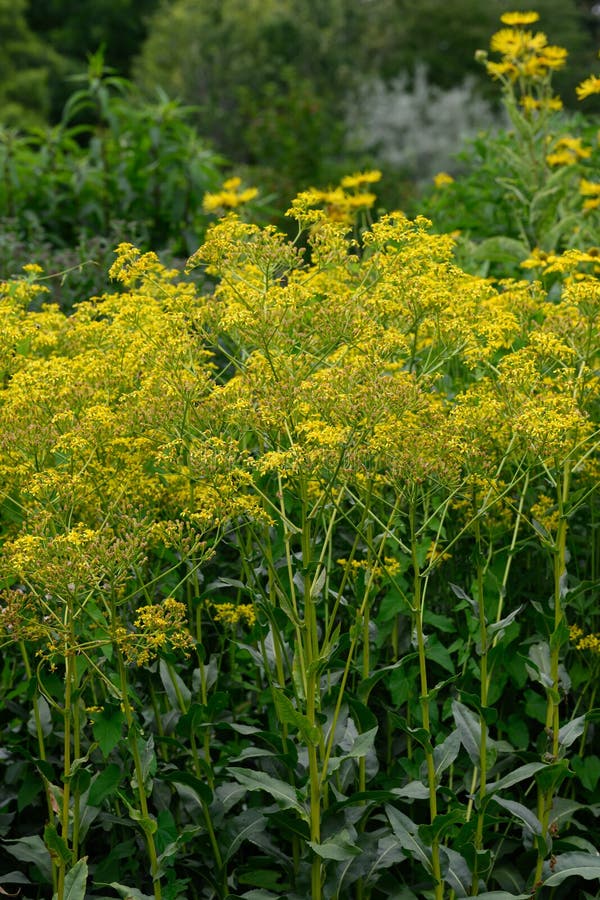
572 755 600 792
472 893 530 899
419 809 465 845
106 883 154 900
433 729 461 781
491 797 541 835
91 702 124 757
470 236 529 264
427 635 454 674
224 809 267 863
558 714 586 749
440 846 471 897
272 688 320 746
452 700 481 766
308 829 362 861
160 770 212 805
486 762 547 795
227 767 306 817
385 805 431 873
488 606 523 642
88 764 122 807
392 781 430 800
3 836 52 883
543 851 600 887
159 659 191 710
44 823 72 866
63 857 88 900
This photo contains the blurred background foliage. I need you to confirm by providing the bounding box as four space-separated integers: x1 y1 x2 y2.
0 0 599 291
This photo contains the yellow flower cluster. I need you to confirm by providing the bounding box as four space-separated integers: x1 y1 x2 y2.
569 625 600 655
546 136 591 167
203 176 259 213
486 24 567 83
117 598 194 666
212 602 256 628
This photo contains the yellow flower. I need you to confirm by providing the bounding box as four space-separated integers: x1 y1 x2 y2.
580 178 600 197
500 11 540 26
340 170 382 189
576 75 600 100
433 172 455 188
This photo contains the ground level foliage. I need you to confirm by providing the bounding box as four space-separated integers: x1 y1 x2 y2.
1 11 600 900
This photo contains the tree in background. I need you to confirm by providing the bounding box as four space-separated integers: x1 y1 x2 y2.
133 0 596 199
25 0 161 116
0 0 65 125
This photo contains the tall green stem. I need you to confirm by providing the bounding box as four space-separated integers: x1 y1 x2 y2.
410 500 443 900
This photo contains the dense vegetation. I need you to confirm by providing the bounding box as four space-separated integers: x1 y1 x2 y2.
0 7 600 900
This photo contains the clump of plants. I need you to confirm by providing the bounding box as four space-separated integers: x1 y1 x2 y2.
0 11 599 900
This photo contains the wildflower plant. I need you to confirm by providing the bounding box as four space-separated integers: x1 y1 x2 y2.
1 13 600 900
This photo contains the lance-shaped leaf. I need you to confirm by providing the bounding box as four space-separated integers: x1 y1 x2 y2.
433 729 461 781
557 714 586 749
452 700 482 766
491 796 542 835
227 767 306 817
543 851 600 887
385 805 431 873
272 688 320 746
61 857 88 900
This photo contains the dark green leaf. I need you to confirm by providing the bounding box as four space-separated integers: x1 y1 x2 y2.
385 805 431 873
227 767 306 817
543 852 600 887
88 764 122 807
44 824 72 866
452 700 481 766
91 703 124 757
62 857 88 900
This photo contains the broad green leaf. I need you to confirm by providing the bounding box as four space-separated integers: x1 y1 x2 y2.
227 767 305 816
488 606 523 641
159 770 212 805
449 582 479 617
308 829 361 861
452 700 481 766
366 835 406 879
419 810 465 845
486 762 547 795
224 809 267 863
526 643 553 689
62 857 88 900
385 805 431 873
107 883 154 900
91 703 124 757
558 714 586 749
491 797 541 835
44 824 72 866
433 729 461 781
440 846 471 897
3 836 52 883
88 764 122 807
346 726 378 758
392 781 430 800
572 755 600 792
272 688 320 746
472 893 530 899
239 891 280 900
543 851 600 887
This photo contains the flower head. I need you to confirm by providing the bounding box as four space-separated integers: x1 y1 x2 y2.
500 11 540 26
576 75 600 100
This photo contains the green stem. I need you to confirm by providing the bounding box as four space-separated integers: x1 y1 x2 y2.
117 653 162 900
471 509 488 895
534 460 570 888
410 500 443 900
